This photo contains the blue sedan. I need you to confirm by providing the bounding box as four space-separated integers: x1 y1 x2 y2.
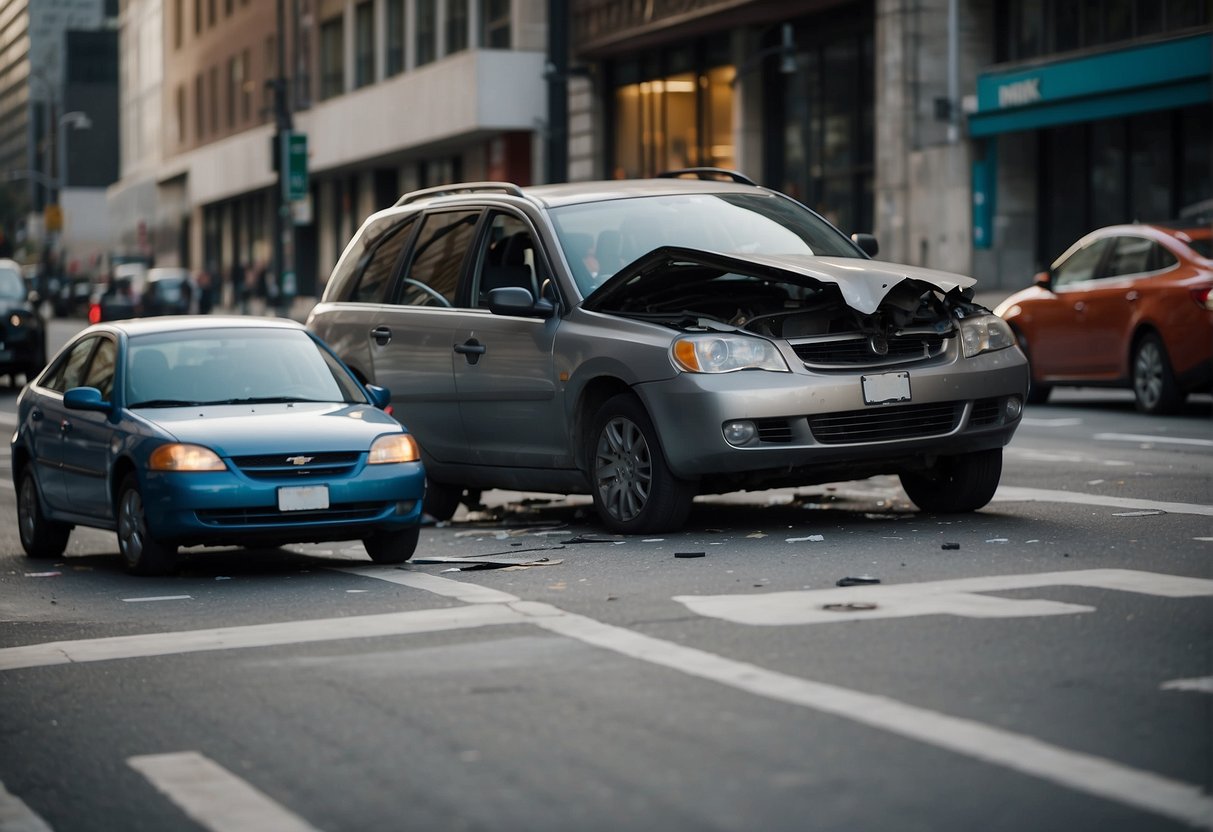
11 316 426 574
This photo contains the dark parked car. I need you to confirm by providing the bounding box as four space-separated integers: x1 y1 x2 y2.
53 276 93 318
12 316 426 574
995 223 1213 414
307 170 1028 533
143 267 196 316
0 258 48 383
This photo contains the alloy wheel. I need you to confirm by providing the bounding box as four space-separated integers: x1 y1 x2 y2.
117 488 148 566
1133 340 1164 412
594 416 653 523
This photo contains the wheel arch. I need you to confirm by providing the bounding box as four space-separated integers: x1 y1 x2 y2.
572 375 634 472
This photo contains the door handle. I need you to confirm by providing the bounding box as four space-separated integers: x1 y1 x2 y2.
59 419 72 434
371 326 392 346
1073 301 1085 312
454 339 487 365
1126 290 1140 302
31 408 43 422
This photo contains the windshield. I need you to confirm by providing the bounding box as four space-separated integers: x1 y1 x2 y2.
125 328 366 407
0 267 24 299
549 192 862 296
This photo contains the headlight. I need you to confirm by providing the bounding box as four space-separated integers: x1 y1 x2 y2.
148 443 226 471
368 433 420 464
10 313 27 328
671 334 789 373
959 314 1016 359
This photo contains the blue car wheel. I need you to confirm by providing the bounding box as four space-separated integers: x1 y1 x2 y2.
117 474 178 576
363 526 420 564
17 469 71 559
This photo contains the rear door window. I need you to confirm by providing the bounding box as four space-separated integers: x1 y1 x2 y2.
1104 236 1152 278
397 210 481 306
352 216 415 303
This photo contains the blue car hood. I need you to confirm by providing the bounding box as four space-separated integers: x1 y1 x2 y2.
139 402 403 457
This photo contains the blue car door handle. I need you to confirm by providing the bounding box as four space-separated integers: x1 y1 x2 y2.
59 419 72 433
454 339 486 365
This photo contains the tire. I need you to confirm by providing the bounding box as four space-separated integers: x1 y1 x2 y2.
424 479 464 521
1131 333 1183 415
363 526 420 563
17 468 71 558
588 394 695 534
900 448 1003 514
116 474 178 575
1014 329 1051 404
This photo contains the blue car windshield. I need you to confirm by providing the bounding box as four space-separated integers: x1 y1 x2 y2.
126 328 365 407
549 192 862 297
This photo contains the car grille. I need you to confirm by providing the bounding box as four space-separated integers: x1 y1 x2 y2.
791 334 946 369
196 502 386 526
808 402 961 444
230 451 361 480
754 418 795 443
970 397 1002 427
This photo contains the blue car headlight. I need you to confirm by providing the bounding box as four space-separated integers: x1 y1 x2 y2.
149 443 227 471
369 433 420 464
671 334 789 373
959 314 1016 359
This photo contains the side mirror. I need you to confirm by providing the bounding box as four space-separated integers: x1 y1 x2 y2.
851 233 879 257
364 383 391 410
64 386 113 414
1033 270 1051 288
488 287 555 319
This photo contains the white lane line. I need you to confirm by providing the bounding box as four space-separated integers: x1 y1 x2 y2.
1096 432 1213 448
1022 417 1084 427
0 604 525 671
513 598 1213 830
331 566 519 604
0 777 54 832
993 486 1213 517
1161 677 1213 694
129 752 320 832
123 595 192 603
673 569 1213 626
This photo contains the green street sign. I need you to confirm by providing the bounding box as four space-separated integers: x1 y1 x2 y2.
283 131 308 202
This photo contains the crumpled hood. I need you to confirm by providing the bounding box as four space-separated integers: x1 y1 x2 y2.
583 247 977 316
137 402 403 457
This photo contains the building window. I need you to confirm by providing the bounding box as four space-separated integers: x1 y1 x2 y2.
416 0 436 66
446 0 469 54
482 0 510 48
224 0 233 15
240 49 251 121
386 0 405 75
174 0 183 48
209 66 219 135
320 17 344 99
176 84 186 145
995 0 1213 62
195 0 203 35
612 42 735 181
263 35 276 119
208 0 216 27
195 73 205 138
226 56 238 127
355 1 374 88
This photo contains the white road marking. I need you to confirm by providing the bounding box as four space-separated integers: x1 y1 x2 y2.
0 777 54 832
1096 432 1213 448
123 595 192 603
1161 677 1213 694
129 752 321 832
673 569 1213 626
993 486 1213 517
1022 417 1084 427
0 603 525 671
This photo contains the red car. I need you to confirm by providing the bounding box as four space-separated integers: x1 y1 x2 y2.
995 223 1213 414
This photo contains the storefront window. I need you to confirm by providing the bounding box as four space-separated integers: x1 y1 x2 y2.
997 0 1212 62
611 50 734 179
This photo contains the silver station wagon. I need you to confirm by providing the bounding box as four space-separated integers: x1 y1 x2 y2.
307 170 1029 533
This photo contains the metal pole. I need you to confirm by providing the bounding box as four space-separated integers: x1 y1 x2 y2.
545 0 568 183
273 0 295 316
947 0 959 144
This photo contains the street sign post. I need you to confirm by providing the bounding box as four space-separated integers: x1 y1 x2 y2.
283 131 308 202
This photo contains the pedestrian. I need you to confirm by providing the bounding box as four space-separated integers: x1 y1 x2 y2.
196 270 214 314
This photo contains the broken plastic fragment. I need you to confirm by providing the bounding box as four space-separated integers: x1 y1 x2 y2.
823 602 878 612
836 576 881 587
941 543 960 550
675 552 706 559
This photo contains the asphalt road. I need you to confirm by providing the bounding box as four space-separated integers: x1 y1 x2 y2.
0 318 1210 831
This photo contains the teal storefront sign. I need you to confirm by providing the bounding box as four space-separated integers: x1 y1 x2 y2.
968 33 1211 137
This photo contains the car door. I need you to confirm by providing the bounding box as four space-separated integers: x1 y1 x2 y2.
1030 236 1113 378
61 336 119 519
1066 235 1157 378
368 208 482 464
452 211 568 468
28 336 101 512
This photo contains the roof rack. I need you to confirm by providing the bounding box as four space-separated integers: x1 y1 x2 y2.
656 167 758 186
394 182 526 207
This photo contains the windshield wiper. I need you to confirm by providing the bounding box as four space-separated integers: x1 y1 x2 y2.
129 399 205 408
199 396 325 405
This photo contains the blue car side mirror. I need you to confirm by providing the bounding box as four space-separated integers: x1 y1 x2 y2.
364 384 391 409
64 387 114 414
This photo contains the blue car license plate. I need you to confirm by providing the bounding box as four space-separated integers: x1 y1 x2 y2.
278 485 329 511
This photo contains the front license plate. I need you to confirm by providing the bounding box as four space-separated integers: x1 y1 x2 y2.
862 372 911 405
277 485 329 511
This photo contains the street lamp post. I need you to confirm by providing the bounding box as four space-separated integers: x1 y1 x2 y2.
56 110 92 200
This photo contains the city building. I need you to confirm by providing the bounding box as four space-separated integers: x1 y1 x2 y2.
0 0 118 269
